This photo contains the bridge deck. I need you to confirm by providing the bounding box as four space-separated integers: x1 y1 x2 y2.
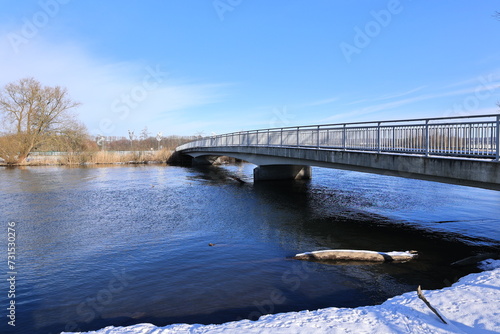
176 114 500 189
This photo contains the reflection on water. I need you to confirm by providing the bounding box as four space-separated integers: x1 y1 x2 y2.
0 164 498 333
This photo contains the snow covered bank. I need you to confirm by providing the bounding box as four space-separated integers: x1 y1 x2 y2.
65 260 500 334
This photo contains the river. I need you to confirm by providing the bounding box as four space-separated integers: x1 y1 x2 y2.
0 164 499 334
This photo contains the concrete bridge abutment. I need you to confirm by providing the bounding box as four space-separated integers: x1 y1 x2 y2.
253 165 312 181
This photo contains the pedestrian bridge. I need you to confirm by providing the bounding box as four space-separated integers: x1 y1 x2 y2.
175 114 500 190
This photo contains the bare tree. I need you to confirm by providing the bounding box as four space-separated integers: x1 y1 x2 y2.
140 126 150 140
41 120 91 152
0 77 82 164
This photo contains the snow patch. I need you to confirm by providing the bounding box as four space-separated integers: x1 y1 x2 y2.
478 258 500 271
294 249 416 257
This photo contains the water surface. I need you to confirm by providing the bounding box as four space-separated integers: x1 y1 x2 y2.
0 164 499 333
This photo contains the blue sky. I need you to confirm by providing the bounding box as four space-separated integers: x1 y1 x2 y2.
1 1 499 137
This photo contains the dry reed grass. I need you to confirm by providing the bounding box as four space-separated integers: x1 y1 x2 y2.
0 149 174 166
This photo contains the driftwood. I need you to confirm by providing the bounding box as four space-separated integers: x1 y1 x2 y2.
451 253 499 267
293 250 418 263
228 175 246 184
417 285 447 324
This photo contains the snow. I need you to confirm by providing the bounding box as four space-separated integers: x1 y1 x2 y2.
295 249 382 256
294 249 417 257
64 260 500 334
478 259 500 271
385 251 417 257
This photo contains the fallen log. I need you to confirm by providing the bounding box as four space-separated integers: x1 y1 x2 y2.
293 249 418 263
450 253 499 267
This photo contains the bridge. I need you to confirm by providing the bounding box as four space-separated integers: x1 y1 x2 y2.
175 114 500 190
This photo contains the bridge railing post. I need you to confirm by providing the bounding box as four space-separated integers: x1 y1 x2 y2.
296 127 300 147
317 125 320 149
377 122 381 153
392 126 396 151
280 128 283 147
425 119 430 157
342 124 346 150
496 115 500 161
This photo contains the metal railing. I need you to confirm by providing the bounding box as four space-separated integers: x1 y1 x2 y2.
177 114 500 161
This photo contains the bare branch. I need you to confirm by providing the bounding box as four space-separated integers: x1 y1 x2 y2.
417 285 447 324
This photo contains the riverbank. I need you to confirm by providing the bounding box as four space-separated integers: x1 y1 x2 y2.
0 149 174 166
65 259 500 334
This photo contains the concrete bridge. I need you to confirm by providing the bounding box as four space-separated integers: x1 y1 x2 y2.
175 114 500 190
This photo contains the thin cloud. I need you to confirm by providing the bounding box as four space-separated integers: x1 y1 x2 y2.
299 97 340 108
344 98 369 106
0 37 229 136
341 86 426 107
374 86 427 101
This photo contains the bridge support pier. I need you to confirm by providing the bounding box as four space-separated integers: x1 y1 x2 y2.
254 165 311 181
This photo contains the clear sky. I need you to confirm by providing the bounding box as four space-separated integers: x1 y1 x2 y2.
1 1 499 137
